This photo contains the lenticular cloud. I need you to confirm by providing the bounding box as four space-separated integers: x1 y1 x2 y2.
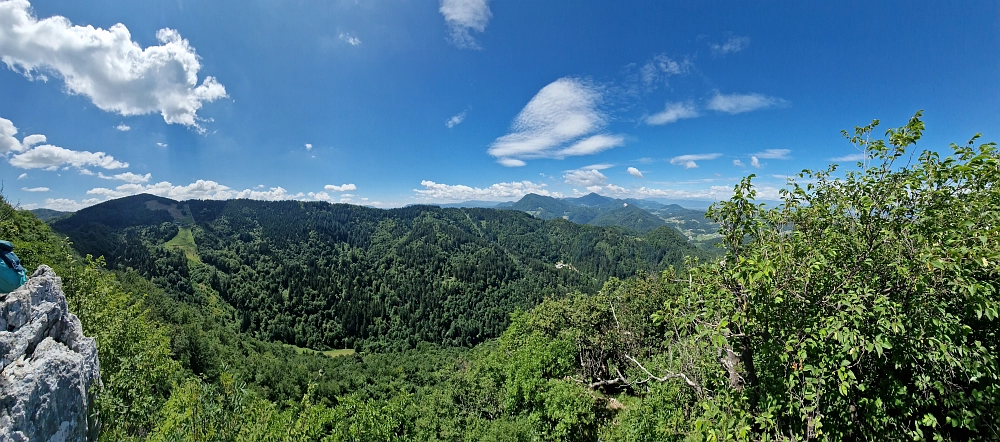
0 0 226 131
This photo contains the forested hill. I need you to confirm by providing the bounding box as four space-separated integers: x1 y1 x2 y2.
51 194 706 351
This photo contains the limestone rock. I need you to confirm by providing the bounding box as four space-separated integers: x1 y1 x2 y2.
0 265 101 441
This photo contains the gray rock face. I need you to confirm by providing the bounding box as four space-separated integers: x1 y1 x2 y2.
0 266 101 441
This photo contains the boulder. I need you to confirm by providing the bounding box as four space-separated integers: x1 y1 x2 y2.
0 265 101 441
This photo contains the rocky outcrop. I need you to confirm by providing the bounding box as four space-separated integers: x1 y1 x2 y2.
0 265 101 441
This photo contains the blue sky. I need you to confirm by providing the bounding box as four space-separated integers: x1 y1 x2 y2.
0 0 997 210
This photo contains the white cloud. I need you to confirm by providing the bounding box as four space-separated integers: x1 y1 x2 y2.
645 101 699 125
750 156 761 168
21 186 47 192
17 173 26 179
0 1 227 131
338 32 361 46
324 183 357 192
751 148 790 159
305 143 313 150
33 197 101 211
115 123 130 131
445 111 466 128
627 167 643 178
489 78 623 164
710 36 750 56
439 0 491 49
640 54 691 88
733 159 745 167
831 153 866 162
580 163 613 170
86 180 304 201
563 169 608 187
707 92 788 114
156 142 168 147
415 180 561 201
0 117 31 153
98 171 151 183
78 168 94 176
10 144 128 170
669 153 721 169
497 158 526 167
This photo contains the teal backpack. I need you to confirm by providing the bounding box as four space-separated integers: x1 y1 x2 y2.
0 240 27 293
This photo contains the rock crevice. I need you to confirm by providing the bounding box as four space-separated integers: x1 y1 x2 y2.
1 265 101 441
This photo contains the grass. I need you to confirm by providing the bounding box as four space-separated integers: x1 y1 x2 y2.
165 227 201 263
285 344 356 358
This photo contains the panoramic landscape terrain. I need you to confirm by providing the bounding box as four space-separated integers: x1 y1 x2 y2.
1 0 998 440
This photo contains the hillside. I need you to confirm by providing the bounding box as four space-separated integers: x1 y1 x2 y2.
51 195 705 351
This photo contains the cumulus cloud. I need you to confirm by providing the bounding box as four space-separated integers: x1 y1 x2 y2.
415 180 561 201
324 183 357 192
338 32 361 46
86 180 305 201
29 197 101 211
645 101 699 125
488 78 624 164
751 148 791 159
563 168 608 187
640 54 691 88
439 0 492 49
445 111 466 128
21 186 47 192
707 92 788 114
98 171 151 183
710 36 750 56
115 123 130 131
0 0 227 131
733 159 745 167
627 167 643 178
750 156 761 168
669 153 721 169
305 143 313 150
9 144 127 170
0 117 29 153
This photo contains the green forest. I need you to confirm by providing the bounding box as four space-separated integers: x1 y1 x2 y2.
3 114 999 440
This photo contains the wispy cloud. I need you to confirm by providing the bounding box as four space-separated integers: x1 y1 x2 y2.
640 54 692 88
156 142 168 147
710 36 750 56
325 183 357 192
415 180 561 201
733 159 745 167
707 92 788 114
669 153 721 169
115 123 131 132
446 111 466 128
489 77 624 165
751 148 791 159
338 32 361 46
17 173 26 179
645 101 699 125
831 153 866 162
439 0 492 49
21 186 48 192
0 0 226 132
627 167 643 178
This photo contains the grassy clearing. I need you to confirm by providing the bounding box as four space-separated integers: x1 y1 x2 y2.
165 227 201 263
285 344 356 358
